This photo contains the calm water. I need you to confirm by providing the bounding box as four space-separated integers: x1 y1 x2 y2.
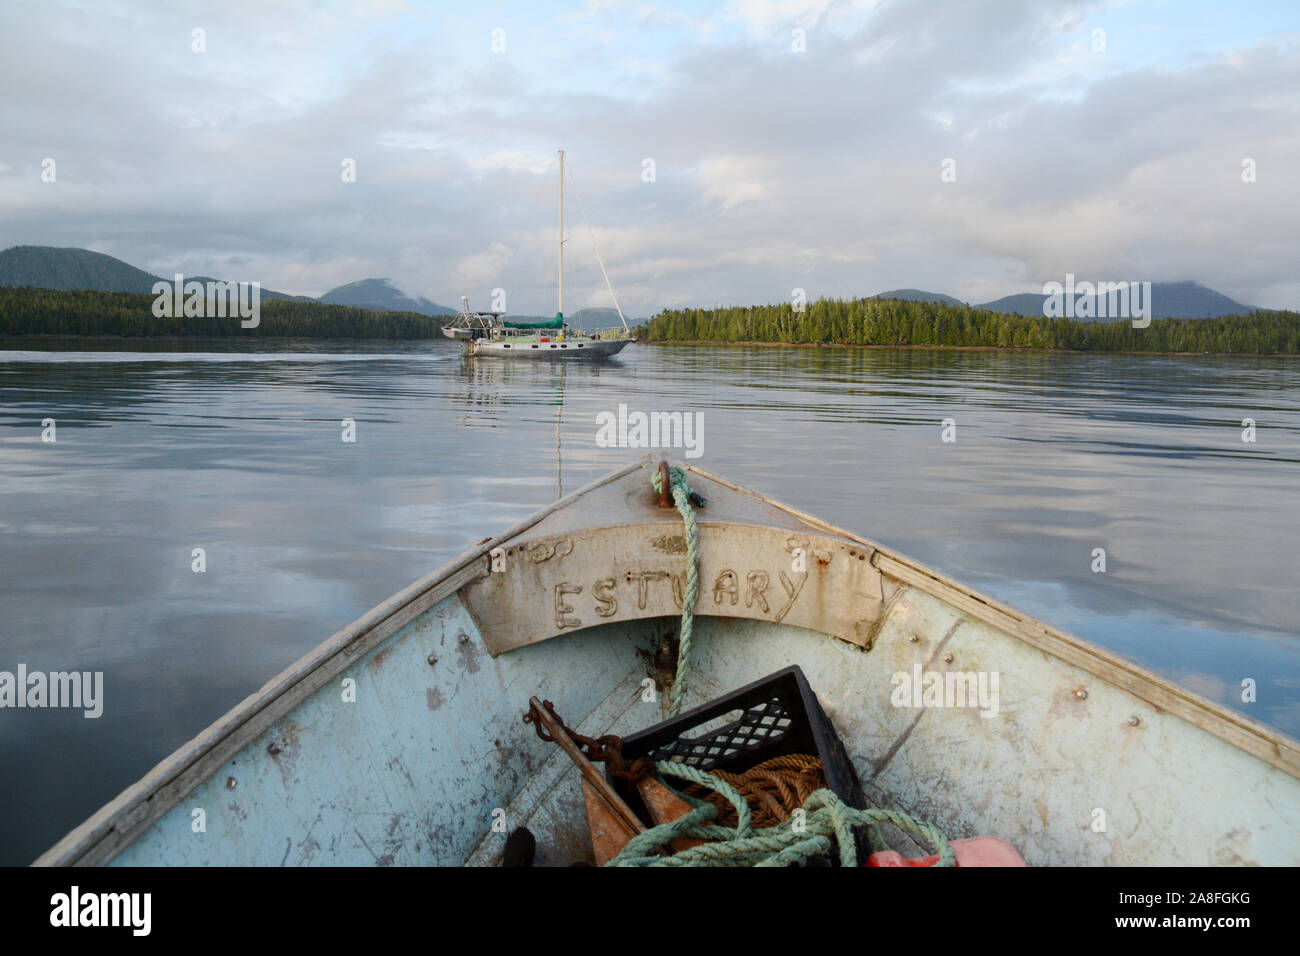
1 340 1298 864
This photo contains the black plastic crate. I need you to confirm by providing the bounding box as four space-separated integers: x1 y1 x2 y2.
608 665 867 864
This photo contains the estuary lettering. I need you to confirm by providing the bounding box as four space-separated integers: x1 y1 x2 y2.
549 566 808 629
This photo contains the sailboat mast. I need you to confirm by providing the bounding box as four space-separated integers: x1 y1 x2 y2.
557 149 564 319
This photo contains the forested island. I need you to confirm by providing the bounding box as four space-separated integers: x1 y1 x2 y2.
637 297 1300 354
0 287 433 339
3 285 1300 353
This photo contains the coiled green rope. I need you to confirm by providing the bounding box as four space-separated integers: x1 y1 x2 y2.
635 465 952 868
606 761 954 868
650 466 699 717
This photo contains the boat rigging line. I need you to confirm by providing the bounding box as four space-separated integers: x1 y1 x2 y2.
563 154 630 332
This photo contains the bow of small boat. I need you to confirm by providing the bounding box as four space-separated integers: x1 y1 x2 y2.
37 460 1300 867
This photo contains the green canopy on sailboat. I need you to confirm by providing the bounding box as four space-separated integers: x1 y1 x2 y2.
502 313 564 330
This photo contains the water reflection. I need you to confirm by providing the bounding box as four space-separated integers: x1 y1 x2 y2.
0 340 1296 864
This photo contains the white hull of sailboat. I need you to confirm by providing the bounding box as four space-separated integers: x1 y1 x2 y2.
466 337 633 359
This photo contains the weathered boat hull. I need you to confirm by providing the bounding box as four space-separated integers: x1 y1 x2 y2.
36 461 1300 866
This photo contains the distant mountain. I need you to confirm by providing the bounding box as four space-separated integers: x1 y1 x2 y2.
977 293 1056 316
872 288 967 307
0 246 309 301
0 246 450 312
186 280 309 303
978 281 1256 321
0 245 161 294
318 278 454 316
570 307 629 329
1 246 1265 324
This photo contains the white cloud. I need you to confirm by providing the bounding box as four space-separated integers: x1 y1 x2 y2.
451 242 515 294
723 0 881 37
0 0 1296 312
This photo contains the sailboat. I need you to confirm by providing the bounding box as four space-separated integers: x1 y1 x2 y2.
441 151 634 359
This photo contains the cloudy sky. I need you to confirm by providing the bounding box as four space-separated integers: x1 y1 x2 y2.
1 0 1297 315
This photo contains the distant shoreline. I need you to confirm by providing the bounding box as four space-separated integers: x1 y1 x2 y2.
1 334 1296 358
637 339 1300 358
0 333 444 343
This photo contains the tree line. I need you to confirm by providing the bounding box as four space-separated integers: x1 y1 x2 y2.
3 286 1298 353
634 297 1300 354
0 287 439 339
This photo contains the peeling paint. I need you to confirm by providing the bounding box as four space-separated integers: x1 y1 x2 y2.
110 604 650 867
456 636 482 673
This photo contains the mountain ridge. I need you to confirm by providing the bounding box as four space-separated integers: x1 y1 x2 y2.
0 246 456 315
872 288 967 307
317 277 454 316
977 281 1256 320
870 282 1255 319
0 246 1265 322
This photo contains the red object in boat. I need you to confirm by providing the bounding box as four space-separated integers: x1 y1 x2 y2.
540 337 550 342
866 837 1027 867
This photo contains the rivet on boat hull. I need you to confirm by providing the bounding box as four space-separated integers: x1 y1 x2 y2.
427 653 439 666
1129 715 1141 726
267 742 282 756
226 776 237 790
908 634 920 643
943 654 954 664
1074 688 1088 701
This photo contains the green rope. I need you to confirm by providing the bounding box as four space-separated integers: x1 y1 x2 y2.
605 761 954 868
633 466 950 867
658 761 751 837
650 466 699 716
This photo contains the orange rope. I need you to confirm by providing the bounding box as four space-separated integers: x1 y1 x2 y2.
685 754 825 829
